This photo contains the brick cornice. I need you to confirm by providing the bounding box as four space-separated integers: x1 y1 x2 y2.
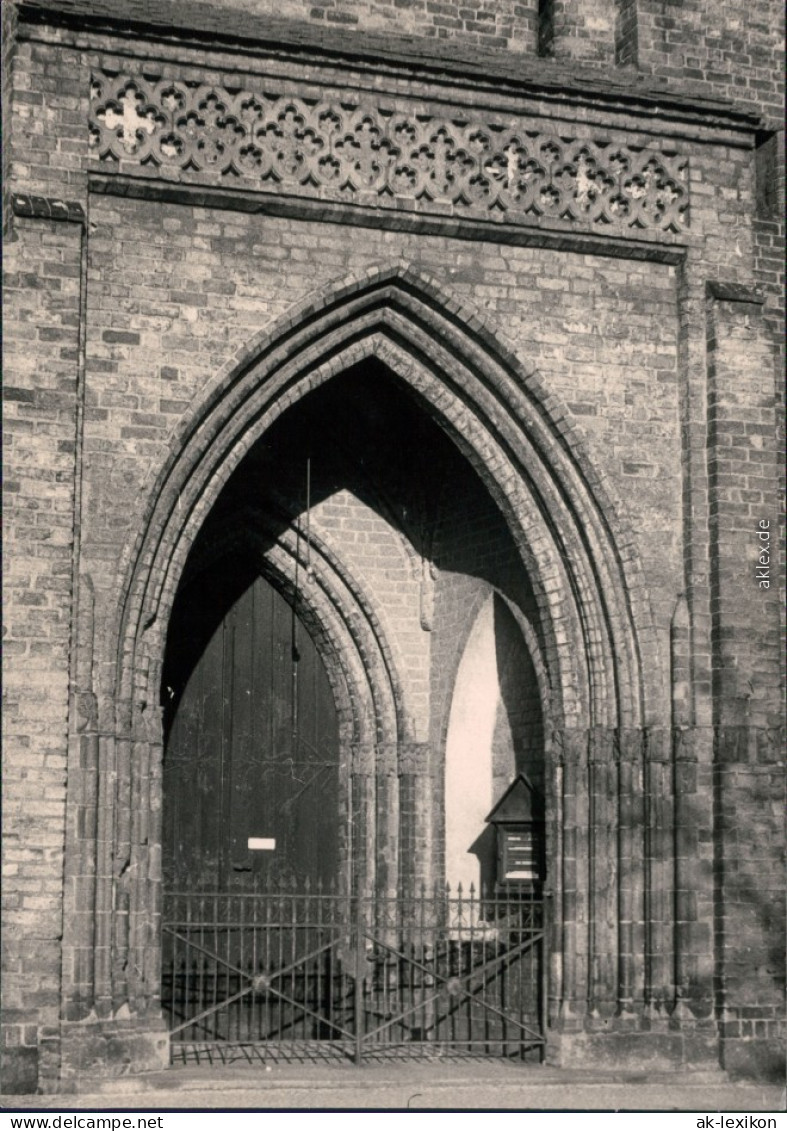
705 280 766 305
12 191 86 224
87 173 688 265
17 0 763 134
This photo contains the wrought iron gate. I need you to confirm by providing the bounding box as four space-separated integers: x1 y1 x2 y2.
161 884 547 1064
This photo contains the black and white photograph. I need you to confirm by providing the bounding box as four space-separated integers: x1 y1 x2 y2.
1 0 784 1120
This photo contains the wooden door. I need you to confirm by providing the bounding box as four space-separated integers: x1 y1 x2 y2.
162 567 341 891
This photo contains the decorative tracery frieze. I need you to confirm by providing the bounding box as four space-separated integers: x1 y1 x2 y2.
89 73 689 233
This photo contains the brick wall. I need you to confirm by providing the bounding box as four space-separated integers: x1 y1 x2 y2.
706 291 784 1075
203 0 540 50
714 738 785 1078
2 1 19 239
2 0 784 1089
635 0 785 125
18 0 785 115
20 0 541 53
707 297 780 727
540 0 617 62
7 36 89 203
312 489 430 740
2 216 82 1093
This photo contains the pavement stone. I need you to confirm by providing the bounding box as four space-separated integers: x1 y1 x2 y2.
2 1063 785 1112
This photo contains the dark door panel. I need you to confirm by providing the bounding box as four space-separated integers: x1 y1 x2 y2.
163 566 340 891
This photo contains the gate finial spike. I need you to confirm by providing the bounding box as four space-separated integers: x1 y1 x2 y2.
304 875 311 894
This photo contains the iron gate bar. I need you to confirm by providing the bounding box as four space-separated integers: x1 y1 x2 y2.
389 957 546 1048
359 931 544 1044
162 928 249 979
359 957 538 1046
252 952 357 1043
163 928 354 1039
163 917 344 1032
162 889 546 1062
258 933 346 984
169 985 255 1039
252 928 358 1045
248 984 355 1045
163 924 255 1037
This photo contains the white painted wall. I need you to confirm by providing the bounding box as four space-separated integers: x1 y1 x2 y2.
444 594 499 893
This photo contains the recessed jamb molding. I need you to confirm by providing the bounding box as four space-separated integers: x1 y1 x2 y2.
88 72 690 237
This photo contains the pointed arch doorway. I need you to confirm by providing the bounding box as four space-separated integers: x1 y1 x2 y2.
86 267 652 1075
158 360 550 1065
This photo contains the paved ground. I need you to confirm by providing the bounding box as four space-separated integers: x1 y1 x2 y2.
3 1062 785 1112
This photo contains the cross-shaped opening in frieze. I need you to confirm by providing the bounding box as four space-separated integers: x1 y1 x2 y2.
98 86 159 154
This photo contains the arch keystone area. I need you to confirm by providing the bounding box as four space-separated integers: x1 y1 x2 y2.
112 264 657 737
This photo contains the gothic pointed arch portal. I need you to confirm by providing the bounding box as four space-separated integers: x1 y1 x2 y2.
115 265 656 731
159 353 558 905
65 265 666 1066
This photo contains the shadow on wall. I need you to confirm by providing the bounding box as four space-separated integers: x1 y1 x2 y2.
444 593 544 895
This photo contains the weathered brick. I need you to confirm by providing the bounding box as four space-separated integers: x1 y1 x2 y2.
2 0 783 1095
